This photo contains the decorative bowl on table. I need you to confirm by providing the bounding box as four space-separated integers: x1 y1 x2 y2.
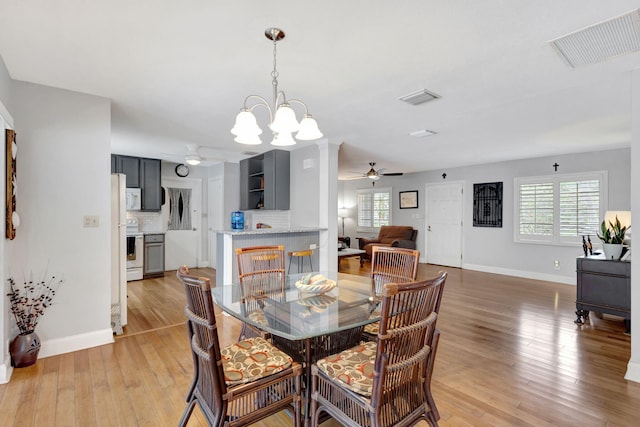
295 274 337 295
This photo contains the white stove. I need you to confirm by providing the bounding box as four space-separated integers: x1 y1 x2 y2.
126 218 143 281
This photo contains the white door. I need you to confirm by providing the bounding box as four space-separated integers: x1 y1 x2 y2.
208 177 223 269
162 177 202 270
425 182 464 267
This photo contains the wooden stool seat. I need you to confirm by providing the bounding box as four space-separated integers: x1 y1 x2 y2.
288 250 313 274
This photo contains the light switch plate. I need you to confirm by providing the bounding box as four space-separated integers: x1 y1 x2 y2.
83 215 99 227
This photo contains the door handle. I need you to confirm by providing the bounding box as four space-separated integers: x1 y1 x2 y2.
428 225 431 231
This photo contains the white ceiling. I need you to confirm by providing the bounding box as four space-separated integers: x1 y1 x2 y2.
0 1 638 178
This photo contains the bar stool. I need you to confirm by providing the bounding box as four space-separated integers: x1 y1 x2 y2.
287 249 313 274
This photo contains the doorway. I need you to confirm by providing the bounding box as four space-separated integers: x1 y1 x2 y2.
425 181 464 267
162 177 202 270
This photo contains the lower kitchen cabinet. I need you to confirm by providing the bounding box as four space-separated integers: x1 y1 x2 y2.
144 234 165 278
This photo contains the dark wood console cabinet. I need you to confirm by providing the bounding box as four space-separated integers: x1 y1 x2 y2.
575 254 630 333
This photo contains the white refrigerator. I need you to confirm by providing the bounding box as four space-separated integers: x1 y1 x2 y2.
111 173 127 332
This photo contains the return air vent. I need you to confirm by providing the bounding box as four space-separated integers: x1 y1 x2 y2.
409 129 437 137
398 89 441 105
549 9 640 68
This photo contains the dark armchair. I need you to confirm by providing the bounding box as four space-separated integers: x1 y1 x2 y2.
358 225 417 266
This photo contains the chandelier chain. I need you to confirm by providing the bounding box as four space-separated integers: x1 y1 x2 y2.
271 38 279 105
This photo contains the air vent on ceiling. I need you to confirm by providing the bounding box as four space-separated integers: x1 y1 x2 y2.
549 9 640 68
409 129 437 137
398 89 441 105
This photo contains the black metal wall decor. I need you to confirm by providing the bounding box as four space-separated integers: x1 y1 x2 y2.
473 182 503 227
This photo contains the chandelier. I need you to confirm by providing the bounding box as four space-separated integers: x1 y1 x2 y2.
231 28 323 146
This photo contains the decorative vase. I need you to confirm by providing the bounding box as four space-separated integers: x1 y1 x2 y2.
9 332 41 368
602 243 623 261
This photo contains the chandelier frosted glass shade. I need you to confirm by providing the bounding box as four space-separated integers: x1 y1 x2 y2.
271 132 296 146
269 104 300 134
231 111 263 138
296 115 323 140
234 133 262 145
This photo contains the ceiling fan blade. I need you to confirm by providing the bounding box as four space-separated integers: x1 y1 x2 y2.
381 172 403 176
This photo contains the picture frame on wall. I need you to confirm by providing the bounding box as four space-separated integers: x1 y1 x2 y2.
473 181 503 227
399 190 418 209
6 129 17 239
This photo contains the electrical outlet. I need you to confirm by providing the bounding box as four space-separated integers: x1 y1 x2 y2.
554 260 560 270
83 215 99 227
310 243 317 250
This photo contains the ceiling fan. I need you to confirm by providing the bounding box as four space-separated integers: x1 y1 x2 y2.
165 144 225 166
344 162 404 180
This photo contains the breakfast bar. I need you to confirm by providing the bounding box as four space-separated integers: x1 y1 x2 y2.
214 227 325 286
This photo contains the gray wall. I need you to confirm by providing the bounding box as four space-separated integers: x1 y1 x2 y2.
290 144 320 227
340 148 630 284
0 55 11 113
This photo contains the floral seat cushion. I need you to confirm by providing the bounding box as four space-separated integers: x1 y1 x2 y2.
363 320 380 336
315 341 377 397
221 336 293 386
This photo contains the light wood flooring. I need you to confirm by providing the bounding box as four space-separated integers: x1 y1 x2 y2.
1 258 639 426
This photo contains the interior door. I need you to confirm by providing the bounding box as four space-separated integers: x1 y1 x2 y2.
425 182 464 267
208 177 223 269
162 177 202 270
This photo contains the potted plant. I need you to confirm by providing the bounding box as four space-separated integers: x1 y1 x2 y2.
597 215 629 260
6 272 63 367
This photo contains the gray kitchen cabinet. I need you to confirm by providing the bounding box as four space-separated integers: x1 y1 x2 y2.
575 254 630 333
140 158 162 211
239 149 290 210
143 234 165 278
113 155 140 188
111 155 162 211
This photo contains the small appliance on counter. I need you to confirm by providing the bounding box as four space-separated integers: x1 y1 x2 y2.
231 211 244 230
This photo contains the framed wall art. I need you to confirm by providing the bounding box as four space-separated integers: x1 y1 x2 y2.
473 181 502 227
6 129 17 239
399 190 418 209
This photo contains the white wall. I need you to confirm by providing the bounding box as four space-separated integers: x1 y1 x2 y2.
341 148 630 284
290 144 320 227
6 81 113 363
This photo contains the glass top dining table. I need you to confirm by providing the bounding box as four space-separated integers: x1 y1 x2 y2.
211 271 379 342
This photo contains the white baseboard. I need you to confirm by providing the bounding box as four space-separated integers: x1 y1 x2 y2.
38 329 114 359
0 355 13 384
462 263 575 285
625 360 640 383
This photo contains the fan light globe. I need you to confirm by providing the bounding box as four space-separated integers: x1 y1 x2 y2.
185 155 201 165
296 115 323 140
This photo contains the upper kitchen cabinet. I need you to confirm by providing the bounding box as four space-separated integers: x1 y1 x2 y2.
140 158 162 211
112 155 140 188
112 155 162 211
240 149 290 210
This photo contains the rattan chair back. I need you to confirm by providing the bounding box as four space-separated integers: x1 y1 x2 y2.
176 266 302 427
311 271 447 427
235 246 286 340
370 246 419 299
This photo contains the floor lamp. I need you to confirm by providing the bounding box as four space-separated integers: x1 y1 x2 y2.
338 208 348 237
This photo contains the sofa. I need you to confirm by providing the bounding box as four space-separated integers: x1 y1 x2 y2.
357 225 418 266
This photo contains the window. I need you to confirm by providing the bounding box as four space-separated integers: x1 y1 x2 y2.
357 187 391 232
515 171 607 245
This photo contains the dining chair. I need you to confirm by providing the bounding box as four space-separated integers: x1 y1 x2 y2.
235 245 286 340
310 271 447 427
362 246 420 341
177 266 302 427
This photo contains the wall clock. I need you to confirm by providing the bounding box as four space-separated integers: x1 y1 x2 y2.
175 164 189 177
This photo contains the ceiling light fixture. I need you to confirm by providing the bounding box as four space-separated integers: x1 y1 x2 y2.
231 28 323 146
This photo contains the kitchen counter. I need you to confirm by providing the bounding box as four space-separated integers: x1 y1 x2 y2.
215 227 325 235
215 228 325 286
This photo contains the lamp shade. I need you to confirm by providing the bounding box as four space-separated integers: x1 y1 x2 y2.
296 115 323 140
604 210 631 228
338 208 349 218
270 104 300 133
271 131 296 146
231 111 263 137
